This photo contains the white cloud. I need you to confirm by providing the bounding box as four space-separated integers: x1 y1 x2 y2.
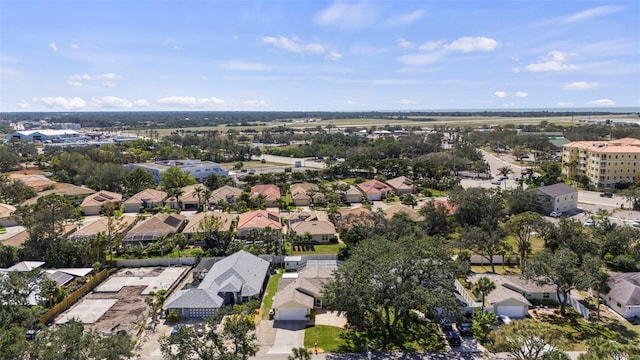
494 91 507 98
512 67 521 73
419 41 442 51
503 102 516 107
560 5 623 24
40 97 86 110
326 51 342 61
444 37 499 52
515 92 528 98
66 81 82 87
133 99 149 107
243 100 268 108
314 2 377 30
263 36 325 54
67 73 120 87
385 9 425 26
70 44 80 49
69 74 91 81
232 35 238 40
157 96 225 108
49 42 58 52
396 38 414 48
221 61 269 71
563 81 599 90
93 96 133 109
525 51 578 72
395 99 415 105
17 101 31 109
397 50 447 66
557 102 574 107
588 99 615 106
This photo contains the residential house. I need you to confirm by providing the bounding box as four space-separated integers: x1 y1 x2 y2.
534 183 578 214
68 216 137 240
357 179 392 201
209 185 242 205
423 200 458 216
182 211 235 244
562 137 640 188
338 183 362 204
122 213 186 245
290 220 336 244
603 272 640 318
466 274 557 318
285 211 328 226
123 189 168 213
0 203 18 227
272 260 340 321
386 176 415 195
20 183 95 206
80 191 123 216
4 224 77 248
166 184 208 211
236 210 281 239
383 204 422 222
251 184 281 208
164 250 270 318
290 183 325 207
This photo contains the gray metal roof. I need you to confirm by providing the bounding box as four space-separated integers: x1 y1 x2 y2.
535 183 577 197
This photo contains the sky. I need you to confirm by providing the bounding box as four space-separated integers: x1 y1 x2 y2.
1 0 639 112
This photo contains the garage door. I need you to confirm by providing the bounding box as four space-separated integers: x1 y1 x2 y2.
628 306 640 318
277 308 308 321
496 305 526 318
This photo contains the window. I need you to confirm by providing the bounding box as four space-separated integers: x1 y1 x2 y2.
543 292 550 299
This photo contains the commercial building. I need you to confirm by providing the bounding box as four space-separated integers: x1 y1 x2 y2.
562 137 640 189
5 129 83 142
129 160 228 183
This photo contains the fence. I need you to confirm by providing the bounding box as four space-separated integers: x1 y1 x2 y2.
116 257 197 267
454 279 481 308
568 294 590 320
39 268 113 325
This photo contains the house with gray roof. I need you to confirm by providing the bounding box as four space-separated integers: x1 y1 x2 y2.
603 272 640 318
164 250 270 318
534 183 578 214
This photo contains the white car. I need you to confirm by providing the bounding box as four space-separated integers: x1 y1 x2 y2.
632 220 640 228
550 211 563 218
491 179 502 185
498 315 512 324
584 219 595 227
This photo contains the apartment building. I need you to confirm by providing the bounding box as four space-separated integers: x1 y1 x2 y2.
562 137 640 189
129 159 228 183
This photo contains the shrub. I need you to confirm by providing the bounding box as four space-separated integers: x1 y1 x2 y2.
166 309 180 323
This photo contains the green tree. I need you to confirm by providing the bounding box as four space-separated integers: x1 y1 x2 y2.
418 201 451 237
490 319 569 360
288 347 312 360
146 289 168 326
472 276 496 311
322 236 458 348
505 212 547 270
124 167 155 196
223 313 258 360
0 144 20 172
620 186 640 210
459 225 509 273
400 193 417 208
471 309 497 343
578 338 640 360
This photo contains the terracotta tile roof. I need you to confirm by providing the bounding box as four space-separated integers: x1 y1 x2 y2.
422 200 458 216
357 179 392 194
237 210 281 230
383 204 422 222
0 203 16 218
290 220 336 236
385 176 414 191
125 213 186 236
209 185 242 203
250 184 281 201
69 215 136 239
182 211 235 233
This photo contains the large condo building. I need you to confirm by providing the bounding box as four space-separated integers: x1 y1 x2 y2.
562 137 640 189
129 159 229 183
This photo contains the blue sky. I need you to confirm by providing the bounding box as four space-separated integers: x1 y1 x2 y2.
1 0 639 112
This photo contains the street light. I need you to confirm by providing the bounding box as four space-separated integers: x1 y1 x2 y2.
314 342 317 355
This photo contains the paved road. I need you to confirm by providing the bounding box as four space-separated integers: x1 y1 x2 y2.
253 154 327 169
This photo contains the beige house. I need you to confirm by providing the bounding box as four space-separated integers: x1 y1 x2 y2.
335 182 362 203
236 210 281 238
80 191 123 216
290 183 324 207
209 185 242 205
0 203 18 227
122 213 187 245
290 220 336 243
68 216 137 240
182 211 235 243
166 184 207 210
123 189 168 213
386 176 415 195
383 204 422 222
251 184 281 208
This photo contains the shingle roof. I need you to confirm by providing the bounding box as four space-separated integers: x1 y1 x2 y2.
385 176 414 191
209 185 242 203
468 274 534 307
69 215 136 239
0 203 16 218
535 183 577 197
272 263 338 308
182 211 235 234
609 272 640 306
383 204 422 222
123 189 168 205
290 220 336 236
124 213 186 239
165 250 270 310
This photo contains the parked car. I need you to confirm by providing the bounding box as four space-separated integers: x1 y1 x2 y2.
600 193 613 198
440 318 453 331
26 329 41 341
446 330 462 346
632 220 640 228
491 179 502 185
584 219 596 227
458 322 473 336
550 211 562 218
498 315 512 325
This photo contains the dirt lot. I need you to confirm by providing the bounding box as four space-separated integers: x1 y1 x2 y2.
84 285 149 335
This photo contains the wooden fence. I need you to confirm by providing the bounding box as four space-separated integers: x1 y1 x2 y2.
39 268 113 325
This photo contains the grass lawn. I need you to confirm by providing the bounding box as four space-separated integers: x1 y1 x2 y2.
470 264 521 275
304 325 346 353
261 270 282 319
166 247 205 258
286 243 346 255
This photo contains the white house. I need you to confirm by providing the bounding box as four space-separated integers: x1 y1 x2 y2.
129 160 228 183
534 183 578 214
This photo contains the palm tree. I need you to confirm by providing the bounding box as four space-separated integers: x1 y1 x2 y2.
288 347 311 360
192 185 207 212
472 276 496 311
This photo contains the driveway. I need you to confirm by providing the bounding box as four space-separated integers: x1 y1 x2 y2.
267 321 306 354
